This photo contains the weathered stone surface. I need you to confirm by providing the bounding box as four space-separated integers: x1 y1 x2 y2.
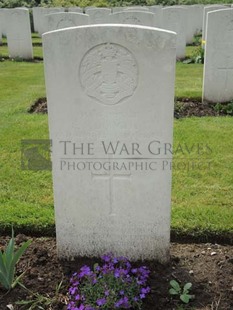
43 25 176 262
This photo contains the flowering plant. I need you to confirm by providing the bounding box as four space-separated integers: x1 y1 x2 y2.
67 253 150 310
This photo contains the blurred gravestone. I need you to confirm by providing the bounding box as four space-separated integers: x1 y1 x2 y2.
162 7 186 59
86 8 111 24
203 9 233 103
45 12 89 32
6 8 33 59
110 11 155 27
202 5 226 47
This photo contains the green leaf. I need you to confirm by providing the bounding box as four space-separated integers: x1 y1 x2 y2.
0 229 31 290
180 294 190 304
9 240 31 287
5 228 15 271
0 251 7 278
170 280 181 292
183 282 192 293
12 269 27 288
169 288 179 295
0 270 10 289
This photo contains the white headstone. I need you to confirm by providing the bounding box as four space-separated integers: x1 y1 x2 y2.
191 4 204 33
68 7 83 13
43 24 176 262
32 7 40 32
203 9 233 103
112 7 124 13
148 5 163 28
110 11 155 27
38 7 65 36
45 12 89 32
86 8 111 24
202 5 226 47
162 7 186 59
0 10 3 44
185 6 196 44
34 7 44 35
1 8 8 36
6 8 33 59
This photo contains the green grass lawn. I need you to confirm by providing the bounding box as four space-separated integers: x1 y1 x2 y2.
0 44 232 242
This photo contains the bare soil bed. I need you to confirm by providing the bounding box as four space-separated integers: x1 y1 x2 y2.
0 236 232 310
28 97 233 118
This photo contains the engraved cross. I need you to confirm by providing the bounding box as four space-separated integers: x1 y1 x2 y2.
92 169 131 216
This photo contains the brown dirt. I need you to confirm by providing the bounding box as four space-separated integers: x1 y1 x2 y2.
175 100 218 118
28 98 233 118
0 235 232 310
28 97 47 114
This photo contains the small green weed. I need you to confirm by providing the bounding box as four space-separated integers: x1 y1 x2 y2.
214 102 233 116
169 280 195 304
16 280 65 310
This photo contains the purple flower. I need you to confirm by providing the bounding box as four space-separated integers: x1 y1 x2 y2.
141 287 150 294
75 294 81 301
67 253 150 309
96 297 106 306
115 296 130 308
79 266 92 278
101 254 111 262
131 268 138 274
113 257 118 264
114 269 120 278
69 287 77 295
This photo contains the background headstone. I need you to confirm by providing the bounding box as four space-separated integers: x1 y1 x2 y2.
202 5 226 47
148 5 163 28
185 6 197 44
32 7 40 32
112 7 124 13
1 8 8 36
203 9 233 102
110 11 155 27
6 8 33 59
0 10 3 44
191 4 204 33
86 8 111 24
162 7 186 59
45 12 89 32
38 7 65 36
43 24 176 262
124 6 150 12
68 7 83 13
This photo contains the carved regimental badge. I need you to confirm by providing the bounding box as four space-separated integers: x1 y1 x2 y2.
79 43 138 105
